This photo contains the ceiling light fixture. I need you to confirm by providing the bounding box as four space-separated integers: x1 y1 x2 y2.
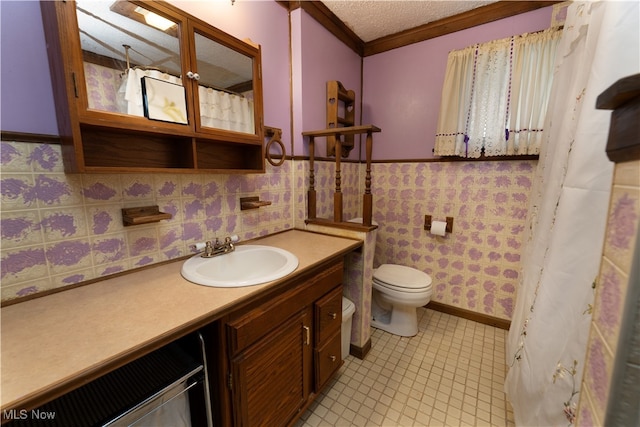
134 6 175 31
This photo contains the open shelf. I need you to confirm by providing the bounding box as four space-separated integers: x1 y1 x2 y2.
195 139 264 172
81 125 194 169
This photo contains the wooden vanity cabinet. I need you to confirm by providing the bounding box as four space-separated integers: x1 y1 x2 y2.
218 259 345 427
40 0 264 173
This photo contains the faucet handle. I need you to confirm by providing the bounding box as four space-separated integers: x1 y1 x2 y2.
192 236 238 252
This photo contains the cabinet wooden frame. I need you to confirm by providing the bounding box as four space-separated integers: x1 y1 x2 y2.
219 260 345 427
40 0 265 173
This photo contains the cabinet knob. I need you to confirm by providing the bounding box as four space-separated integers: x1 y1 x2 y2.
329 312 337 320
329 355 337 362
186 71 201 81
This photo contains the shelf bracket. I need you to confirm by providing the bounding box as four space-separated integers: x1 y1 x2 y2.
240 196 272 210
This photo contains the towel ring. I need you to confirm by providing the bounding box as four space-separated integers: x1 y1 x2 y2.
265 126 286 167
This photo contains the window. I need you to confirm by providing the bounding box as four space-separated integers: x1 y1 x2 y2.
434 29 561 158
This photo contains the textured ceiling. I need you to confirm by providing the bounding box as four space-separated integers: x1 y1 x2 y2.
321 0 498 42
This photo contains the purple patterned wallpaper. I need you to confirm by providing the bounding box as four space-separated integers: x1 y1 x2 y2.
577 160 640 425
1 140 293 301
3 138 535 322
373 160 535 320
299 159 537 321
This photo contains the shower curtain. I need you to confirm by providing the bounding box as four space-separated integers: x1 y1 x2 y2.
504 1 639 426
198 85 254 133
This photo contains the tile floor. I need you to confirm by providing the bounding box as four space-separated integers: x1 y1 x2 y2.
296 308 515 427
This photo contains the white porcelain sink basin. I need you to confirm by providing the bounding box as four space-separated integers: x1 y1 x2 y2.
181 245 299 287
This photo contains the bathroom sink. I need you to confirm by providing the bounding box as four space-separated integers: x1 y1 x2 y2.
181 245 299 287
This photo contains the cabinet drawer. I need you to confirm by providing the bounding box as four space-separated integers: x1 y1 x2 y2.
315 286 342 345
315 331 342 391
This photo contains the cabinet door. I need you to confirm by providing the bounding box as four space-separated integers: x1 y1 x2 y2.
188 20 261 137
230 310 311 427
75 1 189 125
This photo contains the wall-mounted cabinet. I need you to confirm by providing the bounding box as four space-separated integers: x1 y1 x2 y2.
41 0 264 173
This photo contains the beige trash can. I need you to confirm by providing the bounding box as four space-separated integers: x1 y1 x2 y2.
342 297 355 360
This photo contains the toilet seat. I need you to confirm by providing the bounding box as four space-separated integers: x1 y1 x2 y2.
373 264 432 293
374 279 431 294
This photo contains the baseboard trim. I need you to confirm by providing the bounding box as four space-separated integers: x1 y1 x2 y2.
349 338 371 360
426 301 511 330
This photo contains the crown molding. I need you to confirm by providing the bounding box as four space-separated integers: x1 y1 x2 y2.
284 1 365 56
284 1 561 57
364 1 561 56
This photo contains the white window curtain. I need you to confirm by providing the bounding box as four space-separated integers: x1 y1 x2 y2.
434 29 561 157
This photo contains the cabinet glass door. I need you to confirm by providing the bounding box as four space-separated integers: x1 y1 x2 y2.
76 1 187 123
193 31 256 135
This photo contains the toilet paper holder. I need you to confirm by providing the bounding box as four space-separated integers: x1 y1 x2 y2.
424 215 454 233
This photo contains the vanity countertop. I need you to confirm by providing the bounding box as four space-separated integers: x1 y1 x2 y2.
0 229 361 413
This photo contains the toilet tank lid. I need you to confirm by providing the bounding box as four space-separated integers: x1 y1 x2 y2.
374 264 432 288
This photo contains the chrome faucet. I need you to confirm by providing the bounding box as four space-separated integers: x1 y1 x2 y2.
197 235 238 258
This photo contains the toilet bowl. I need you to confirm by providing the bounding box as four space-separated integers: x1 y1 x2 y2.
371 264 432 337
346 217 432 337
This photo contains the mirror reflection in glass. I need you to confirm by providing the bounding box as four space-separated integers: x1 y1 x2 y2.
194 32 255 133
76 0 257 134
76 1 181 116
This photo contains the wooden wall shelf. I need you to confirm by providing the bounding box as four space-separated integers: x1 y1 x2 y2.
326 81 356 157
122 206 172 226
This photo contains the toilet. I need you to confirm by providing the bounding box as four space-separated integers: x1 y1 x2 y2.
371 264 432 337
347 218 433 337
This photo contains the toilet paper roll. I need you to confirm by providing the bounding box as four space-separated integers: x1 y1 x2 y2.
430 220 447 237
